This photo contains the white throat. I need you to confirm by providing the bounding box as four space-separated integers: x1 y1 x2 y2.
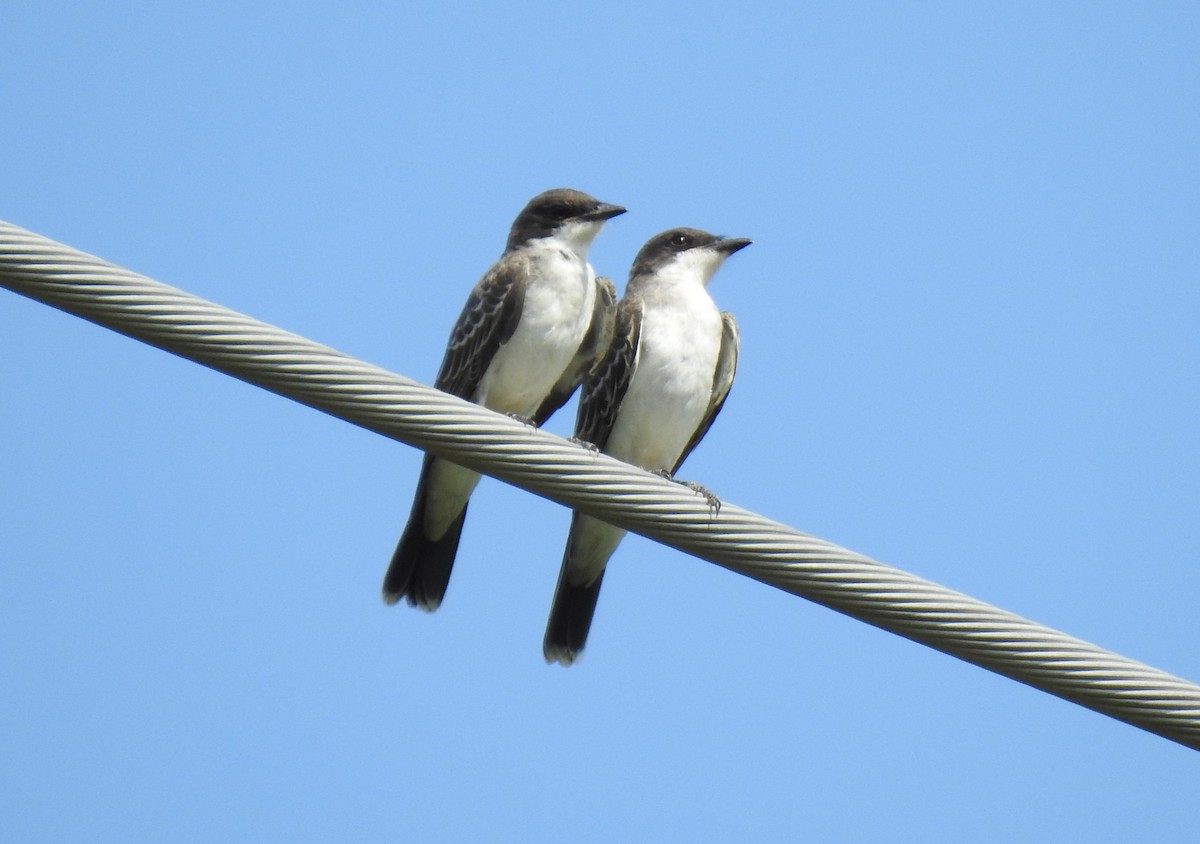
553 219 605 260
635 247 726 294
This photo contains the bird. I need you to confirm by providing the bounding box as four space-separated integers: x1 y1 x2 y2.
543 227 750 665
382 188 625 610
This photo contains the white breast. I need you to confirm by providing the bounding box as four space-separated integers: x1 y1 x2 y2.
475 242 596 416
606 282 722 471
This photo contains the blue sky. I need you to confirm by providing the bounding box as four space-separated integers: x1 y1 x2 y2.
2 2 1198 841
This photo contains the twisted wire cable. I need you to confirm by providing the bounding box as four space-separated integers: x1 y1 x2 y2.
2 218 1197 751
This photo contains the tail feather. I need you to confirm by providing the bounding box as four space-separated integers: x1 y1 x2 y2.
382 456 468 611
543 562 606 666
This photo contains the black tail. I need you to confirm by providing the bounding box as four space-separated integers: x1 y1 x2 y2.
381 455 468 611
543 545 606 665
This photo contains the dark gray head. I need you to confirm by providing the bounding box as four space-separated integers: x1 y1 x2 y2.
505 188 626 254
629 227 751 286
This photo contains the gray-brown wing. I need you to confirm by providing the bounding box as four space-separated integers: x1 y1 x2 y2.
673 311 739 474
532 275 617 425
433 261 526 400
574 295 642 452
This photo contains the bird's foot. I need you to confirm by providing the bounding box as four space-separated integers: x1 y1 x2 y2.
505 412 537 428
650 469 720 515
568 436 600 458
665 474 721 518
686 485 720 518
680 480 721 517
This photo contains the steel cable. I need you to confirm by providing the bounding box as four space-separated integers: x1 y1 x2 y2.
2 219 1197 750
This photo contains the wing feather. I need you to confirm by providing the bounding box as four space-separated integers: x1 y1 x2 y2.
574 296 642 452
673 311 739 474
433 260 526 400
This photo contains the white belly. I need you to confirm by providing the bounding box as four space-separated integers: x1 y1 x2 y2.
606 292 722 471
565 514 628 585
565 288 722 583
475 246 595 417
424 247 595 539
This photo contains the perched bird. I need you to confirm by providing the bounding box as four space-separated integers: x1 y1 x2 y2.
543 227 750 665
383 188 625 610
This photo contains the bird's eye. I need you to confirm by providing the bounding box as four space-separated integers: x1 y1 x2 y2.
673 233 692 248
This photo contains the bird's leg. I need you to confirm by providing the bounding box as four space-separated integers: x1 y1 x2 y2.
568 436 601 459
505 412 537 428
650 469 722 517
681 480 722 517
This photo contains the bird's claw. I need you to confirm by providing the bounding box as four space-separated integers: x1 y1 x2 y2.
650 469 721 517
680 479 722 517
505 412 537 428
569 436 600 457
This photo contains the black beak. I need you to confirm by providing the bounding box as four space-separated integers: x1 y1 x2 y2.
580 202 627 223
714 236 752 256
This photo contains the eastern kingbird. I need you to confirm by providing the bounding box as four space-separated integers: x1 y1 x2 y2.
543 227 750 665
383 188 626 610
